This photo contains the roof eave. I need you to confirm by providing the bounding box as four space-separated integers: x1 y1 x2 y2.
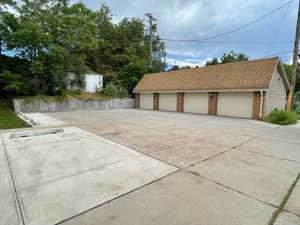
133 88 268 93
274 58 291 92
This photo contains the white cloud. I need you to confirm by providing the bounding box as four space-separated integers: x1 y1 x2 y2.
166 57 212 68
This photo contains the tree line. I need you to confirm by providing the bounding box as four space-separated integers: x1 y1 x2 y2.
0 0 165 97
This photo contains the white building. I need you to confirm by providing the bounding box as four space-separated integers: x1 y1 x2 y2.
67 70 103 93
84 71 103 93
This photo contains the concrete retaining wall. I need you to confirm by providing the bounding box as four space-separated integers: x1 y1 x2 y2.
13 98 134 113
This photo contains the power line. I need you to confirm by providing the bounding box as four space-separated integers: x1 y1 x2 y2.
252 50 294 58
163 40 293 45
161 0 294 42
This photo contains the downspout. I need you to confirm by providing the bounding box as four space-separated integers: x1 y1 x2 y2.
259 91 264 119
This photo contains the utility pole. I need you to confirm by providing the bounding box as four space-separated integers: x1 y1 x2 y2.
288 0 300 110
145 13 156 67
163 51 167 72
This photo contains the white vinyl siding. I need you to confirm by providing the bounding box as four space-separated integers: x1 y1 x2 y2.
159 93 177 111
184 93 208 114
85 74 103 93
140 93 153 110
217 92 253 118
264 69 287 116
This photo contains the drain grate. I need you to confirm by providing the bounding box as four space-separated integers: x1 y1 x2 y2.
10 128 64 139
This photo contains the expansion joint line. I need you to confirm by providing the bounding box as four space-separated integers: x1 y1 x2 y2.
1 136 26 225
268 173 300 225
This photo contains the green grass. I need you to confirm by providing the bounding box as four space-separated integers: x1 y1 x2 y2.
0 100 30 130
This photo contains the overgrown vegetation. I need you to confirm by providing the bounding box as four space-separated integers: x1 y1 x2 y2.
20 91 113 102
264 109 298 125
0 0 165 98
0 100 30 129
102 82 128 98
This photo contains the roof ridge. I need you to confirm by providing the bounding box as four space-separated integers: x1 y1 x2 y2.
144 57 279 76
191 56 279 70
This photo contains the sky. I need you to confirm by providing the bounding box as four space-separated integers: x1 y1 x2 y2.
7 0 300 67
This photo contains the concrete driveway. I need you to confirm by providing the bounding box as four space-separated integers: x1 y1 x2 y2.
0 126 176 225
1 109 300 225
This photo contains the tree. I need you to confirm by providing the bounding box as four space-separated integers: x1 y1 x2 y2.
0 70 31 96
284 64 300 92
86 4 165 93
1 0 97 95
206 51 249 66
0 2 165 96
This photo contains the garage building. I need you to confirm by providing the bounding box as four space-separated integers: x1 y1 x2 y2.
133 57 290 119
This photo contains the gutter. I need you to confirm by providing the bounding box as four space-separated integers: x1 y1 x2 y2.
259 91 264 119
134 89 268 94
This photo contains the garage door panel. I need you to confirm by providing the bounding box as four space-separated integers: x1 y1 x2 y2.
140 93 153 110
217 92 253 118
159 94 177 111
184 93 208 114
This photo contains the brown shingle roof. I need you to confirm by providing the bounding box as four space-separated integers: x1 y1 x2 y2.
133 57 282 93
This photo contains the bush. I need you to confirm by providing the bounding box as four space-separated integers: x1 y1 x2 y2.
264 109 298 125
102 82 128 98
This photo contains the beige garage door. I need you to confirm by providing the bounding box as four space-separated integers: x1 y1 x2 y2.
159 93 177 111
184 93 208 114
217 92 253 118
140 93 153 110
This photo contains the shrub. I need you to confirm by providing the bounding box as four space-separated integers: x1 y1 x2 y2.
102 82 119 97
264 109 298 125
118 86 129 98
102 82 128 98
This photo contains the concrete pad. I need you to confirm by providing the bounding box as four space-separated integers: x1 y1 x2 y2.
154 125 224 139
0 194 23 225
285 180 300 216
187 150 300 206
204 133 254 148
0 142 13 197
274 212 300 225
259 127 300 145
2 127 176 225
6 134 141 189
2 126 94 149
60 171 275 225
19 113 66 127
149 140 229 168
0 157 13 197
238 138 300 163
20 156 176 225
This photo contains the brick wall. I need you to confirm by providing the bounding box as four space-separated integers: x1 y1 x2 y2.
153 93 159 110
252 91 264 120
177 93 184 112
208 92 218 115
135 93 140 109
